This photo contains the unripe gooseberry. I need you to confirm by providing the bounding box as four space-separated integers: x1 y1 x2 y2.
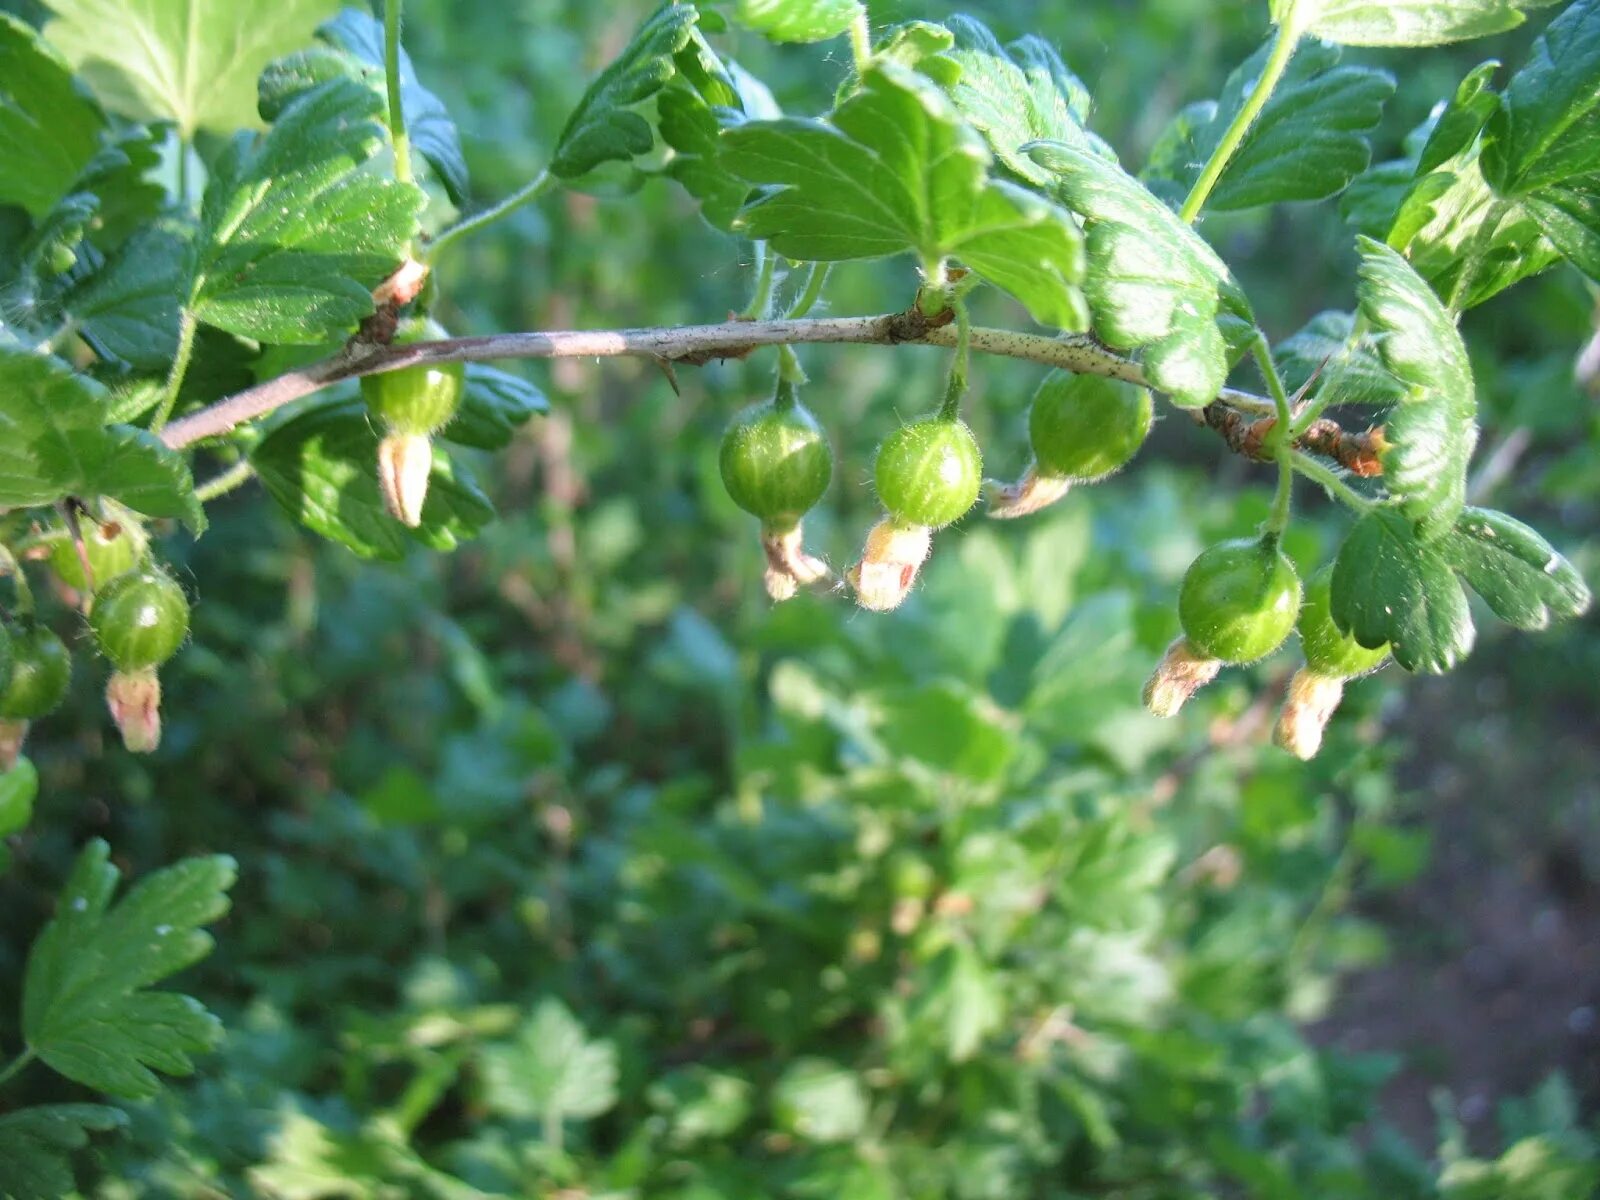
1297 566 1390 679
1178 537 1302 664
89 568 190 673
1029 372 1152 481
719 393 833 531
874 417 982 529
0 626 71 720
360 317 465 437
49 518 145 590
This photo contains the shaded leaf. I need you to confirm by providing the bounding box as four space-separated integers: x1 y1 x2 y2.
22 839 236 1099
1332 508 1474 673
1274 310 1406 406
440 364 549 450
42 0 342 137
251 398 494 561
0 15 104 219
67 223 190 371
0 1105 128 1200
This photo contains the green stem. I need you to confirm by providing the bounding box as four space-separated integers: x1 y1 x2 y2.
777 343 806 385
1179 22 1298 224
426 170 554 262
1254 332 1296 535
175 137 191 209
937 298 972 421
742 244 777 320
1447 199 1510 315
1291 451 1376 513
849 11 873 73
150 309 198 433
786 262 831 320
384 0 413 186
0 1048 35 1090
194 460 257 504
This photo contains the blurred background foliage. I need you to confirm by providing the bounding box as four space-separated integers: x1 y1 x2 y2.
2 0 1598 1195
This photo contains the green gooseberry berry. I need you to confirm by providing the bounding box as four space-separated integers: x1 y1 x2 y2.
360 316 465 437
874 417 982 529
1298 566 1389 678
1179 537 1302 664
49 518 144 590
1028 372 1152 481
89 568 190 673
719 392 833 530
0 626 72 720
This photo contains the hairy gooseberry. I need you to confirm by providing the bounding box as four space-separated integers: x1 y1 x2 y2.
89 568 190 672
719 391 833 531
1178 537 1302 664
49 516 145 590
990 373 1153 517
874 417 982 529
360 317 465 438
0 626 71 720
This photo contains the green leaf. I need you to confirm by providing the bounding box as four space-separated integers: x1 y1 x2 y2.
1274 310 1406 405
550 2 700 179
734 0 862 43
1482 0 1600 196
478 998 618 1122
0 757 39 837
1286 0 1542 47
1521 177 1600 278
193 79 423 344
322 9 468 202
1355 238 1477 538
724 64 1087 329
1418 60 1502 175
67 224 190 371
1029 139 1230 405
0 349 203 529
41 0 342 137
929 14 1097 184
771 1059 868 1143
1153 39 1393 210
22 838 236 1100
0 1105 128 1200
251 398 494 561
440 364 549 450
0 15 104 219
1332 508 1474 673
1443 507 1591 629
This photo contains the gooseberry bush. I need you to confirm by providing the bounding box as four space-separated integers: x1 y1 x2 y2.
1 0 1598 1193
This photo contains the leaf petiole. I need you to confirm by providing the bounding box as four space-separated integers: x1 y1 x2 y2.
0 1048 36 1090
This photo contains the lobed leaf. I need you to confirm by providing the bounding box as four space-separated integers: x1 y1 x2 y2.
734 0 862 43
724 64 1087 329
41 0 342 137
1355 239 1477 539
1030 140 1230 405
1332 509 1474 673
1443 507 1591 629
0 1105 128 1200
1274 310 1406 406
1482 0 1600 196
1284 0 1546 47
929 14 1098 183
0 349 203 529
550 2 700 179
0 15 104 219
193 78 424 345
251 398 495 561
66 223 191 371
478 998 618 1122
22 839 236 1100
